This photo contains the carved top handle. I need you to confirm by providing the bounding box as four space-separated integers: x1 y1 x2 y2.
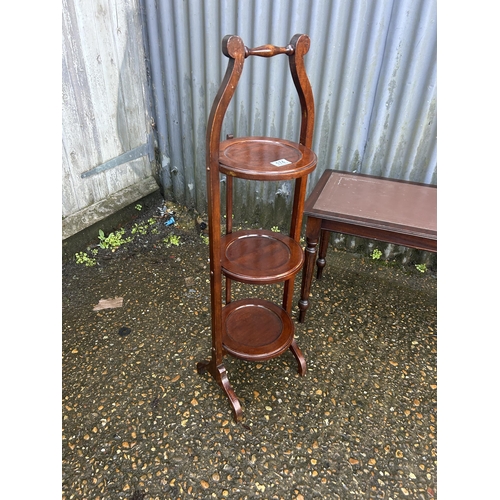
212 34 314 151
221 34 309 59
245 43 294 58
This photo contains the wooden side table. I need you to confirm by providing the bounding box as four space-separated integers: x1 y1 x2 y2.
197 34 317 421
298 169 437 323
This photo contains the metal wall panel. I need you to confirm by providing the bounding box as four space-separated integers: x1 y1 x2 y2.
143 0 437 229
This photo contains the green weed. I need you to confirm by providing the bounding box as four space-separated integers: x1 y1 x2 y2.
75 251 96 267
131 218 157 236
163 234 181 247
98 228 132 250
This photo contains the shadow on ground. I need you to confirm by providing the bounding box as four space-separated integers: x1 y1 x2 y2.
62 194 437 500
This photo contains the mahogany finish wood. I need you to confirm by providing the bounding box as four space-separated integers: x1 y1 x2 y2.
222 298 295 361
221 230 304 284
197 34 316 421
298 169 437 323
219 137 317 180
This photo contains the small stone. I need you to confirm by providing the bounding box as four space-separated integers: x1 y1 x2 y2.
200 480 209 489
255 482 265 492
349 458 359 465
396 450 404 458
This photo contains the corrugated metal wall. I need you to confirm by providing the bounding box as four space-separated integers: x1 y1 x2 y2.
143 0 437 232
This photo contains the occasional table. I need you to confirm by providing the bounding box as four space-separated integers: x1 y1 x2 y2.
298 169 437 323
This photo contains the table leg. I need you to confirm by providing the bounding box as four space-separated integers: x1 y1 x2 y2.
316 229 330 279
298 217 321 323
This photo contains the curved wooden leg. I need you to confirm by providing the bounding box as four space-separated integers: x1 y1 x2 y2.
196 357 242 422
289 339 307 376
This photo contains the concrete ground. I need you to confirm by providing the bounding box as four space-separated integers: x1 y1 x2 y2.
62 198 437 499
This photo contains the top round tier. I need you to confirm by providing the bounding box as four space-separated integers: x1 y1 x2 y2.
219 137 317 180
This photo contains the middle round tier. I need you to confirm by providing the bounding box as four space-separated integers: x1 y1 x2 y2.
220 229 304 284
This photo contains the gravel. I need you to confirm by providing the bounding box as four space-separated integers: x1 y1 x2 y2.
62 195 437 499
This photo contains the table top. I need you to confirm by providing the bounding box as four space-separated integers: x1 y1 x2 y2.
305 170 437 238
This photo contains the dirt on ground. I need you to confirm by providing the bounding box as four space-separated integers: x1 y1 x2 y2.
62 193 437 500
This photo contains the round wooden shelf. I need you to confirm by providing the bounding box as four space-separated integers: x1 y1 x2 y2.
222 298 294 361
221 229 304 284
219 137 317 180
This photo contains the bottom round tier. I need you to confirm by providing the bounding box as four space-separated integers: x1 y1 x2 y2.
222 298 294 362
